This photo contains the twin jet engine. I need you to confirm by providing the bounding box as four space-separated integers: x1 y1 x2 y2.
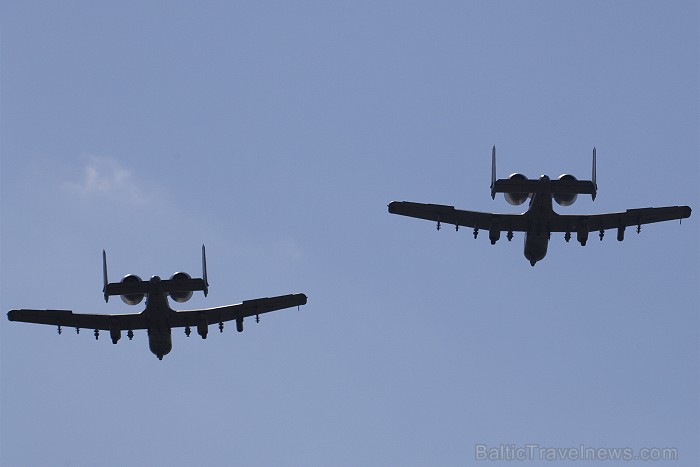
119 272 194 305
503 173 579 206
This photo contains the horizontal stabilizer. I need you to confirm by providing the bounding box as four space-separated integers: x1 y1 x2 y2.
105 277 208 298
491 178 597 196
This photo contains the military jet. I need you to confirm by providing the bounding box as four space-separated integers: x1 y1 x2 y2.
7 246 307 359
389 148 691 266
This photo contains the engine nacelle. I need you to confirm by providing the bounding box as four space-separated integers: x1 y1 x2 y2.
504 173 529 205
169 272 193 303
553 174 578 206
120 274 144 306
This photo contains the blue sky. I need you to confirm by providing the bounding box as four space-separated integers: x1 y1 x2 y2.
1 1 698 466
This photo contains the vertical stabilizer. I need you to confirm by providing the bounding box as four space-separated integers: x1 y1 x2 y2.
102 250 109 302
202 244 209 297
591 147 597 201
490 146 497 199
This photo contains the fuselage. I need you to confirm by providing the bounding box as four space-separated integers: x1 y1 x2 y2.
141 276 174 360
522 176 557 266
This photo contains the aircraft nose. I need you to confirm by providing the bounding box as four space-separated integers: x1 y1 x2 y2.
539 175 550 181
151 275 161 282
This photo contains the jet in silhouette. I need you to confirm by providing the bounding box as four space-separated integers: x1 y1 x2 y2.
7 246 307 359
389 148 691 266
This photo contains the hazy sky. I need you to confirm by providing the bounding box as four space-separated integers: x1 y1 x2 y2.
1 2 698 466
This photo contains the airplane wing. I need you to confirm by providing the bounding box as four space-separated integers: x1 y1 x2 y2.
388 201 528 231
171 293 308 331
551 206 692 234
7 309 148 332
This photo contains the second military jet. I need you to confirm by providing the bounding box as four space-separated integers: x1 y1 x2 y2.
389 148 691 266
